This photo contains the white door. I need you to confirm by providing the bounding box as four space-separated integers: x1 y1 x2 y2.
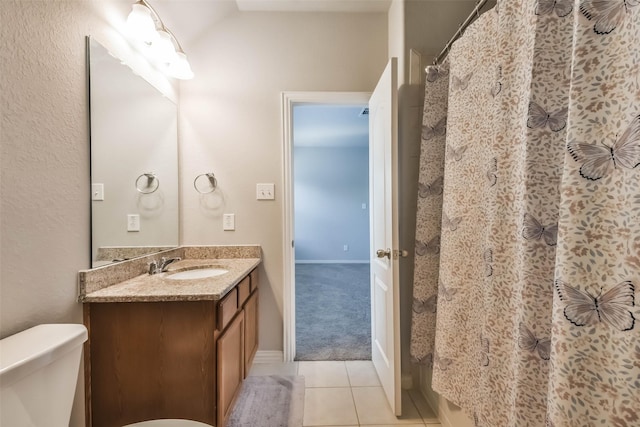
369 58 401 415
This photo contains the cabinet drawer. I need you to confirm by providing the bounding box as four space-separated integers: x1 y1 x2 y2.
250 268 259 292
237 276 251 307
218 288 238 331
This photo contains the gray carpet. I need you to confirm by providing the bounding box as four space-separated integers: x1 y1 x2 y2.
295 263 371 360
227 375 305 427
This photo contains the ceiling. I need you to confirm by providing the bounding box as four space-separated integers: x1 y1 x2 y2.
236 0 392 12
153 0 486 55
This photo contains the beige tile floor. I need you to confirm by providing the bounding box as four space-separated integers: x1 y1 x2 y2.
248 361 442 427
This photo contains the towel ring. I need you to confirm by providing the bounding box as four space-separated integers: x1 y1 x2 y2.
135 172 159 194
194 172 217 194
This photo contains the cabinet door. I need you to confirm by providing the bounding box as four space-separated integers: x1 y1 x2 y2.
243 290 259 376
87 302 216 427
217 311 244 427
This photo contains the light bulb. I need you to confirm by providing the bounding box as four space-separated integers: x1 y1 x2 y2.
152 29 177 63
126 3 157 43
168 51 194 80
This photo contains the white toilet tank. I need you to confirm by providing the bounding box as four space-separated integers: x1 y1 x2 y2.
0 324 88 427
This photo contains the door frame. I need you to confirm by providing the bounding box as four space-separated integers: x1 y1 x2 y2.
281 91 372 362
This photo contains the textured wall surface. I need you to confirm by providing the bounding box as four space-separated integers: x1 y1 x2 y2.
1 0 91 338
1 4 93 425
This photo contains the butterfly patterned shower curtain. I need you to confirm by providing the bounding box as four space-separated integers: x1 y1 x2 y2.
411 0 640 426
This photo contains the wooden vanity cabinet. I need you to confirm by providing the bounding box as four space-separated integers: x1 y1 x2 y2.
83 267 259 427
243 270 258 378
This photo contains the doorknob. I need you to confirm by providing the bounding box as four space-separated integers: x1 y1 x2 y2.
376 249 391 259
376 249 408 259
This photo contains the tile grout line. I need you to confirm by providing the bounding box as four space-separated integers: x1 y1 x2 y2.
343 360 362 427
346 366 363 426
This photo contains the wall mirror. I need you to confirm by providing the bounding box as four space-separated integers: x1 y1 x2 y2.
88 37 179 268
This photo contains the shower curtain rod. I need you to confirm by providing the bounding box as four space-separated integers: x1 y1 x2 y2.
432 0 488 65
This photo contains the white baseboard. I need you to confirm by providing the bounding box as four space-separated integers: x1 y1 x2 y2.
419 365 472 427
401 373 413 390
253 350 284 364
435 402 456 427
295 260 370 264
419 365 437 414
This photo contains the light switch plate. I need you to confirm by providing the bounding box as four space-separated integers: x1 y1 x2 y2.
92 183 104 201
256 183 275 200
223 213 235 231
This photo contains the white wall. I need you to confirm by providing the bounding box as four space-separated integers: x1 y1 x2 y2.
179 10 388 352
294 146 370 262
388 0 406 85
0 1 176 425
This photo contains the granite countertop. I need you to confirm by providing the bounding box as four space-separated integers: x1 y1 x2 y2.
81 257 261 303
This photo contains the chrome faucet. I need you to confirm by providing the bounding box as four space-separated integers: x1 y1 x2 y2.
148 257 181 274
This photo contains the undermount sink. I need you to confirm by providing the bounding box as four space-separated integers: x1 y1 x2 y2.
165 267 229 280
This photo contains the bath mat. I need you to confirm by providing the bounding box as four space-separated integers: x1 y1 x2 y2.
227 375 305 427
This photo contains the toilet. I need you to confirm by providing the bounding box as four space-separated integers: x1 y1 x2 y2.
0 324 87 426
0 323 211 427
124 421 212 427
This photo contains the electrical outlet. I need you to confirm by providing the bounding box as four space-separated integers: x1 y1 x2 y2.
343 244 349 251
127 214 140 232
256 183 275 200
223 213 235 231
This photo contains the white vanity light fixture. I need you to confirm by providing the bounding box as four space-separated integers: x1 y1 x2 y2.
168 51 194 80
152 29 178 64
126 2 157 43
125 0 194 80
